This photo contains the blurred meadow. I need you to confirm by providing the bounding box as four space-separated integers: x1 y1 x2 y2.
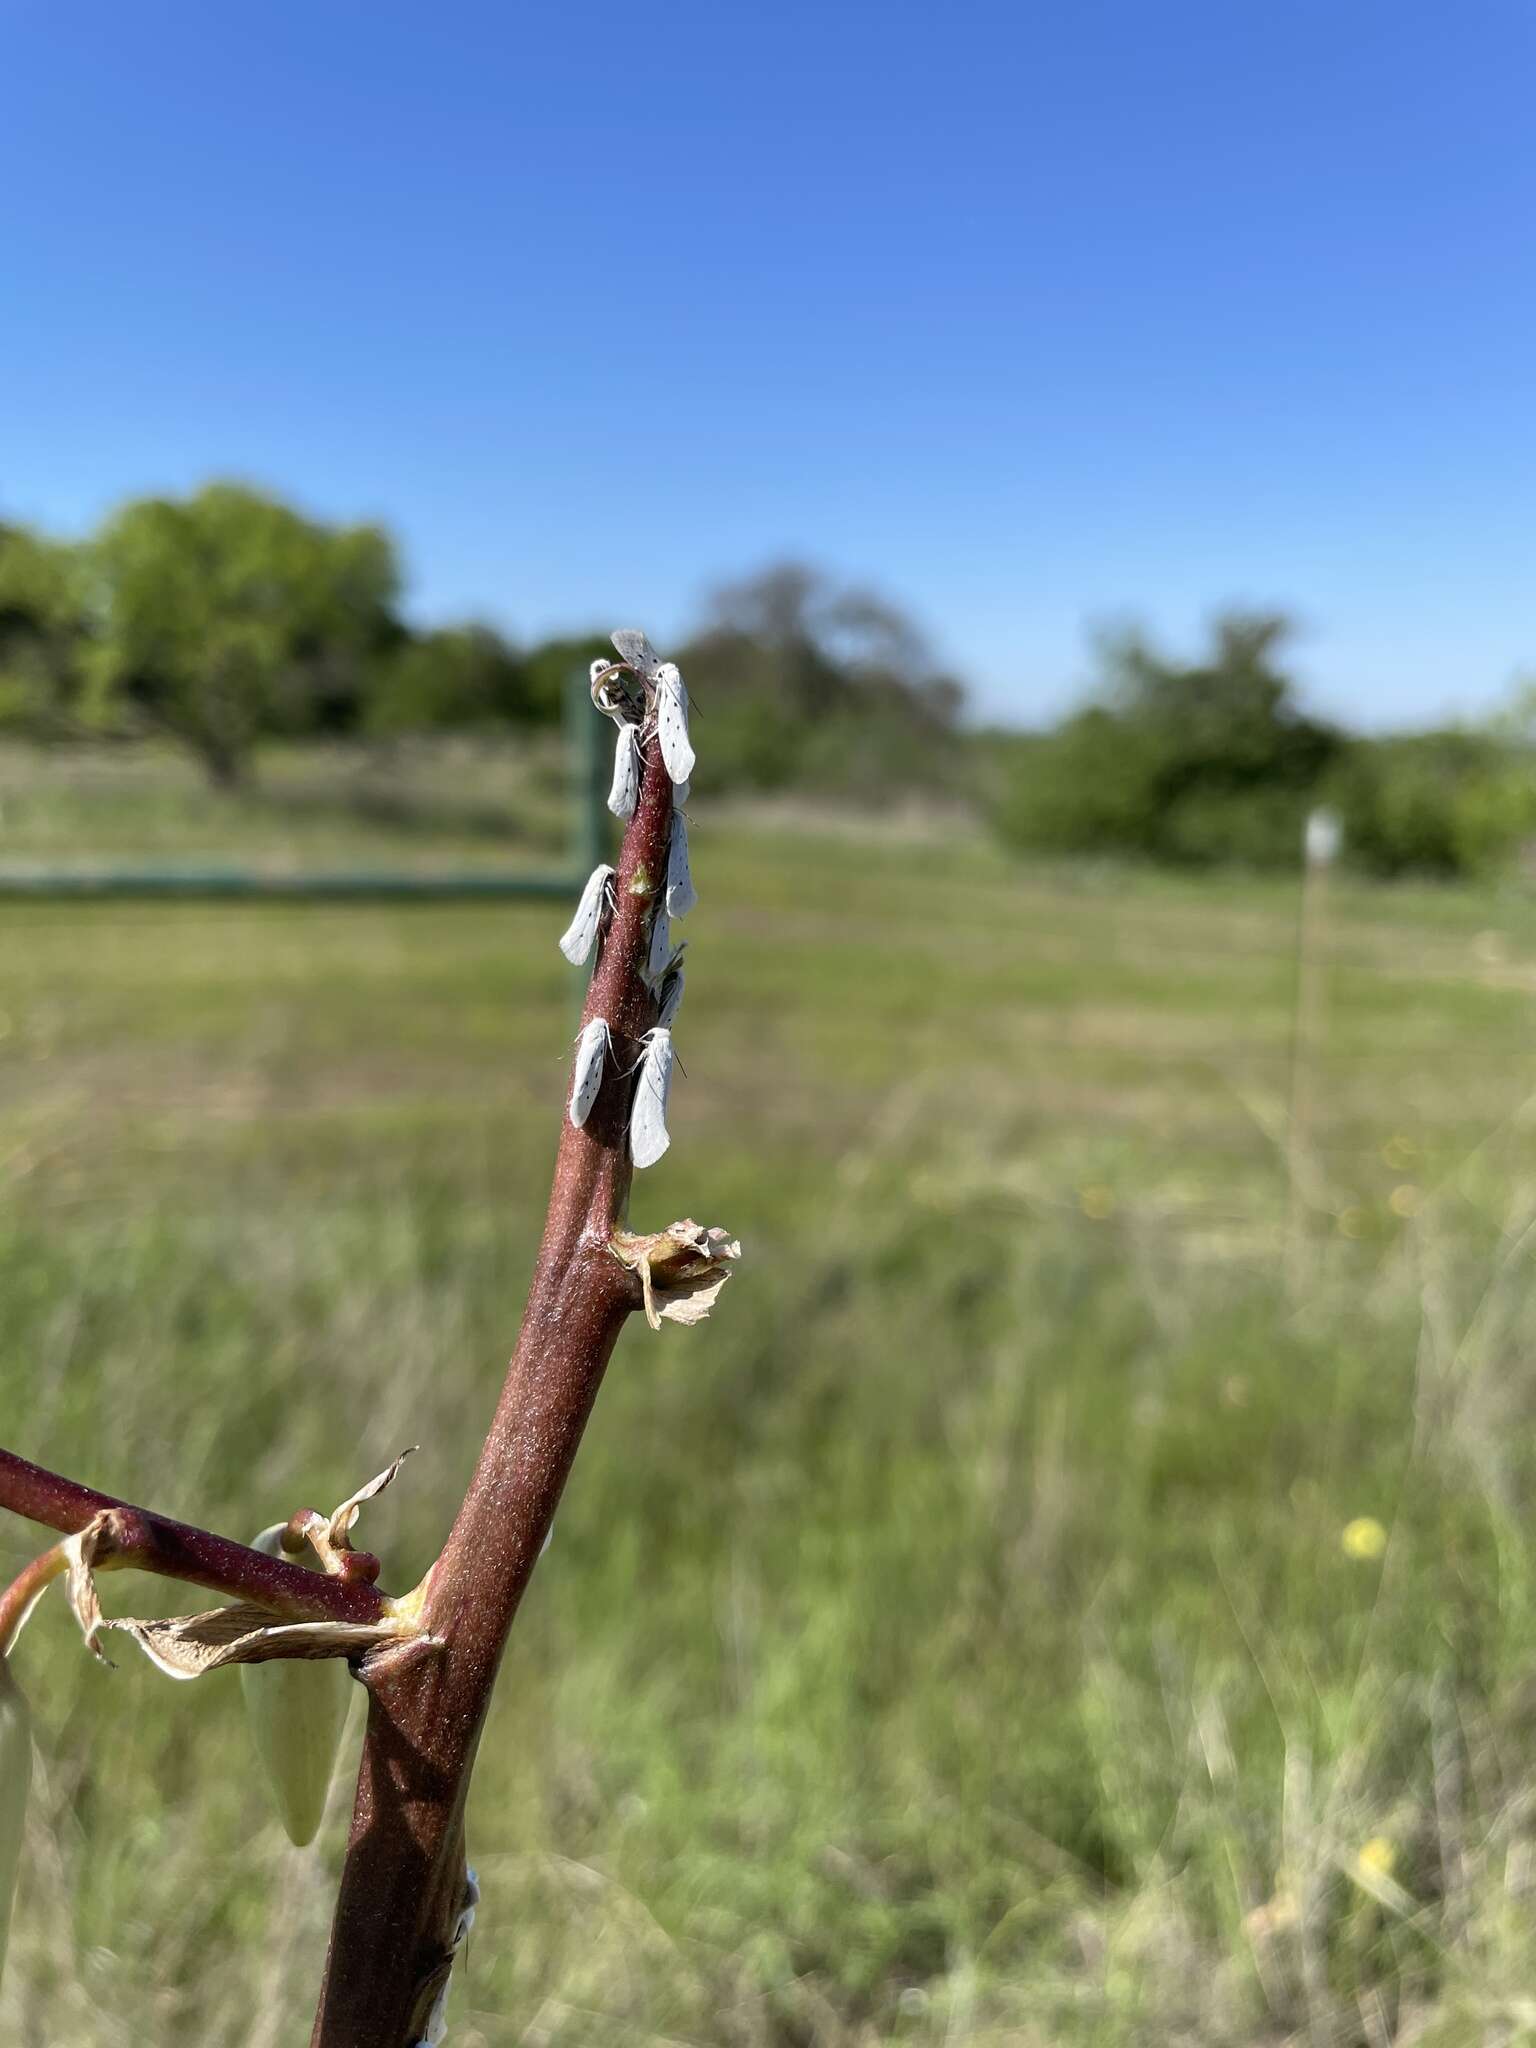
7 3 1536 2038
7 747 1536 2045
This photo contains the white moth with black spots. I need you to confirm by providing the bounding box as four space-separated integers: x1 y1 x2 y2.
568 1017 612 1128
608 724 641 819
629 1027 675 1169
665 810 696 918
610 628 664 680
644 902 676 988
653 662 695 784
557 863 614 966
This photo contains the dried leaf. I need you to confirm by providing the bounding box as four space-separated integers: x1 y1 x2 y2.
61 1514 117 1662
297 1448 418 1573
108 1606 404 1682
655 1267 734 1325
611 1219 741 1331
52 1499 413 1688
328 1448 417 1548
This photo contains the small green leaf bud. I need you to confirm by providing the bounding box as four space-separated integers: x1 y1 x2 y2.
238 1526 351 1846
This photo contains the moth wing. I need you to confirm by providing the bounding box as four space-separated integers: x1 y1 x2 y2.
665 812 697 918
644 903 673 986
558 863 614 965
655 665 696 783
629 1036 674 1168
611 629 663 679
607 725 640 819
569 1018 610 1128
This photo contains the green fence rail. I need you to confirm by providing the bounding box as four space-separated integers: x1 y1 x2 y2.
0 670 610 903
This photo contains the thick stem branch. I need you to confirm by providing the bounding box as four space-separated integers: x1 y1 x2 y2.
310 724 675 2046
0 1447 389 1626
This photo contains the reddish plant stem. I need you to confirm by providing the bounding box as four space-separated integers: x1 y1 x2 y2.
0 1544 67 1657
0 1447 388 1625
309 729 673 2047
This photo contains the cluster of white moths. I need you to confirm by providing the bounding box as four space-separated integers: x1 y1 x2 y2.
557 630 696 1168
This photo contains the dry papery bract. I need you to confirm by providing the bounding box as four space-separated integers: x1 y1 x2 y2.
611 1219 741 1331
60 1453 421 1680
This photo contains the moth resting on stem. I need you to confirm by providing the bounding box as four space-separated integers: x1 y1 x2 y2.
0 628 740 2047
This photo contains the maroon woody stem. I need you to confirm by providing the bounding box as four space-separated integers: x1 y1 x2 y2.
0 1447 388 1625
309 727 675 2046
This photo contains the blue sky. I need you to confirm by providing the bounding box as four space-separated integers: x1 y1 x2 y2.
2 0 1531 727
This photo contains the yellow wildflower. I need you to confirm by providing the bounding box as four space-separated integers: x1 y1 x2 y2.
1342 1517 1388 1561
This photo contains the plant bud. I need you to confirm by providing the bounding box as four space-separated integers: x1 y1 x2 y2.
238 1525 350 1846
0 1656 32 1990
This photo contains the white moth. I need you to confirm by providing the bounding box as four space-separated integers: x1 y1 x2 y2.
645 902 674 987
611 627 663 680
629 1028 675 1169
568 1017 611 1128
608 724 641 819
557 863 614 966
654 662 695 784
665 810 696 918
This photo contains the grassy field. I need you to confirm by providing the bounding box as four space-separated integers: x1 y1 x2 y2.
0 738 576 870
6 746 1536 2045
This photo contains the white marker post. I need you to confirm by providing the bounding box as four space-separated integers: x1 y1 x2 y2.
1288 806 1343 1285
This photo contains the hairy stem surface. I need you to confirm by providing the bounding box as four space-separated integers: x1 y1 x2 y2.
310 732 675 2046
0 1448 388 1625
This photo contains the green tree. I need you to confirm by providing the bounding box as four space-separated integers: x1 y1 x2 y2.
520 633 614 726
1330 729 1536 877
367 623 532 735
679 563 966 794
994 611 1341 867
0 524 94 736
91 483 402 786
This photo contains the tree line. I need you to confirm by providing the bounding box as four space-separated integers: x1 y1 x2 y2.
0 484 966 796
3 481 1529 877
986 614 1536 879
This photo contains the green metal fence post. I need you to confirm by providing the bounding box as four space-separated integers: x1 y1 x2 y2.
0 691 611 902
562 664 610 1027
567 663 609 880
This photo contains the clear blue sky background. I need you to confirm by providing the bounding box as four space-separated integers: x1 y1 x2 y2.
3 0 1531 727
